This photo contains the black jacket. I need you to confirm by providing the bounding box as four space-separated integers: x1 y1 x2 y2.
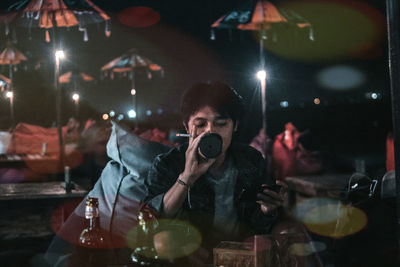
144 142 278 248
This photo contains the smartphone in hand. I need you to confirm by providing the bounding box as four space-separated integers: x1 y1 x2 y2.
245 183 282 202
259 184 282 194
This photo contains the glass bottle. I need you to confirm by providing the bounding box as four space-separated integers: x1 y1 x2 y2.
80 197 105 248
130 210 159 266
76 197 108 267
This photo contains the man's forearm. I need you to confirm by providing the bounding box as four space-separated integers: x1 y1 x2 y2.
162 174 191 217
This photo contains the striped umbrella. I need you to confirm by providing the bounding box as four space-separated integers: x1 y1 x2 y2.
59 70 94 115
101 49 163 79
0 42 26 124
101 48 164 121
7 0 111 42
59 70 94 107
0 41 27 90
0 42 27 66
59 70 94 84
211 0 313 40
211 0 313 66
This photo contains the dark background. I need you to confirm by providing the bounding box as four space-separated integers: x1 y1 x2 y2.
0 0 392 168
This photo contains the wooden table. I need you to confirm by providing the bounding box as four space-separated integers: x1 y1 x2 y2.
0 181 89 200
0 153 58 168
0 181 90 243
284 174 351 207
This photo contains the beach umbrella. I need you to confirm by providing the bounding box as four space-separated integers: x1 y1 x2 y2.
211 0 313 67
0 41 27 124
59 70 94 85
7 0 111 42
101 48 164 121
0 41 27 66
211 0 312 143
211 0 313 63
59 70 94 116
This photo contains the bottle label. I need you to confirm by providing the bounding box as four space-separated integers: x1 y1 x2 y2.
85 205 98 219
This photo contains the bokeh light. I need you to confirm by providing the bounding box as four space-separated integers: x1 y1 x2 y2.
50 198 86 243
288 241 327 257
5 91 13 98
55 50 65 60
256 70 267 81
292 198 368 238
72 93 80 101
365 92 381 100
256 0 385 62
317 65 365 90
280 101 289 108
118 7 160 28
128 109 137 118
126 219 202 260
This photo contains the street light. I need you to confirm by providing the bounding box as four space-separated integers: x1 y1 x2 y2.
5 91 13 98
55 50 65 60
256 69 268 136
128 109 137 119
72 93 79 101
5 91 14 124
72 93 80 116
256 70 267 81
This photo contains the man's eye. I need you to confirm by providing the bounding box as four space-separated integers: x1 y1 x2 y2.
215 121 227 127
195 123 206 128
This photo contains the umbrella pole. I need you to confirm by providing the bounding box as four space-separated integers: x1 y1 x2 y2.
52 25 65 175
260 77 267 135
259 32 266 68
55 50 65 171
9 63 14 125
259 32 267 137
9 63 12 85
131 70 137 123
386 0 400 248
73 79 78 116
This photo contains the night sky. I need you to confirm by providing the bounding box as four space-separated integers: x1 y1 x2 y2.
0 0 393 165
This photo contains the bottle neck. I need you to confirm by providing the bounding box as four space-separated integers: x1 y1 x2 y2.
89 216 100 229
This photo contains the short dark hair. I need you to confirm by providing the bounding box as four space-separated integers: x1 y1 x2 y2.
180 81 244 126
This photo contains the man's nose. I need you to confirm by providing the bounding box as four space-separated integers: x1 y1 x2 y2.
205 123 214 133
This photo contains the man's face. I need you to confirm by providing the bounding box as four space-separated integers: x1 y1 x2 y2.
186 106 235 156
